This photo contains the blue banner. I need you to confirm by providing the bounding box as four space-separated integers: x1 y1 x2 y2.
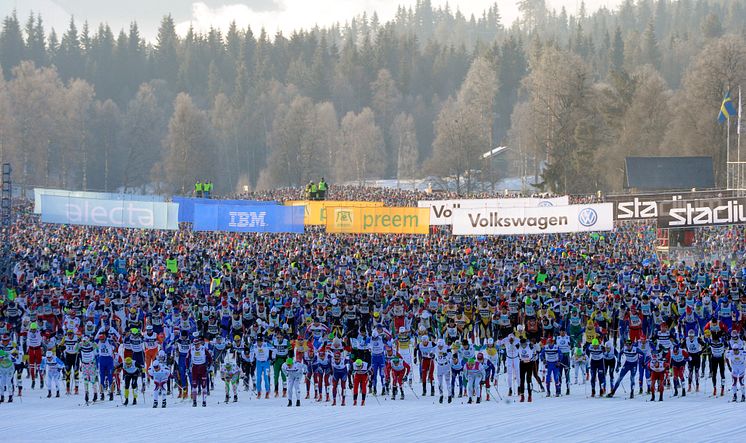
192 203 304 233
41 195 179 230
172 197 278 223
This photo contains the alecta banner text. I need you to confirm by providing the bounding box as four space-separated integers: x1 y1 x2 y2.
284 200 384 225
192 203 304 233
172 197 278 223
418 196 569 225
451 203 613 235
34 188 164 214
41 195 179 230
325 207 430 234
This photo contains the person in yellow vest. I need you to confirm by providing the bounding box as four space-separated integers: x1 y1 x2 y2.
195 180 203 198
317 178 327 200
204 181 213 199
305 181 313 199
308 180 317 200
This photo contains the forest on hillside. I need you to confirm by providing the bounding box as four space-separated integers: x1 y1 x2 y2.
0 0 745 195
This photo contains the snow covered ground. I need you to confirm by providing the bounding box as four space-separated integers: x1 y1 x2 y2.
1 373 744 442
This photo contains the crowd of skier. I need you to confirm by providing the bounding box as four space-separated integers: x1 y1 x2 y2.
0 187 745 408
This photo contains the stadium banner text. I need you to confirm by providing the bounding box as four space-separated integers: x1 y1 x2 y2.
41 195 179 230
606 189 734 221
192 203 304 233
34 188 164 214
172 196 278 223
657 196 746 228
325 206 430 234
284 200 385 225
451 203 613 235
418 196 570 226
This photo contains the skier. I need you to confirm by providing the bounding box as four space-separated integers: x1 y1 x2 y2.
121 356 141 406
125 328 146 388
0 350 13 403
602 341 617 390
369 331 387 395
187 337 213 407
272 330 290 398
76 335 98 403
541 337 562 397
464 355 485 404
11 349 24 398
147 359 171 408
637 335 652 394
97 334 116 401
449 352 465 401
607 339 640 399
389 356 410 400
251 335 272 399
587 338 606 397
556 330 572 394
434 339 452 403
143 325 159 375
351 358 369 406
725 344 745 402
313 347 332 402
572 347 587 385
648 347 668 402
282 357 307 407
517 338 534 402
500 334 520 396
41 351 64 398
417 334 436 396
482 338 499 400
330 351 348 405
668 343 690 397
684 330 703 392
220 361 240 403
708 335 727 396
25 322 43 389
59 329 80 394
395 326 414 384
175 330 192 399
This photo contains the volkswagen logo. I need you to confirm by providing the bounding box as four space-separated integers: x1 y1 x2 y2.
578 208 598 227
537 201 554 207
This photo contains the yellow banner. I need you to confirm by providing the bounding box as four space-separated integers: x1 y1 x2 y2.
325 206 430 234
284 200 384 225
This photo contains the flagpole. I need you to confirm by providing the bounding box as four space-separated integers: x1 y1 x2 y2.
738 86 742 192
727 113 731 190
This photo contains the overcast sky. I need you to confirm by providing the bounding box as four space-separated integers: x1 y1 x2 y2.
1 0 625 41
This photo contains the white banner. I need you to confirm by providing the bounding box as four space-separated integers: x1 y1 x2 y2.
41 195 179 230
34 188 164 214
418 196 569 225
451 203 613 235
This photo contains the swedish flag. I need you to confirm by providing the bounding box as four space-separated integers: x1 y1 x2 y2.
718 91 736 123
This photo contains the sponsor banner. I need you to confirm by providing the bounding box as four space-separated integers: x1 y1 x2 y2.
192 203 304 233
657 197 746 228
284 200 385 225
606 189 734 221
418 196 570 226
325 206 430 234
452 203 613 235
34 188 163 214
172 197 278 223
41 195 179 230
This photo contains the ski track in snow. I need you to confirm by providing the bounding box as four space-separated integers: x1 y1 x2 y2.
1 377 745 442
